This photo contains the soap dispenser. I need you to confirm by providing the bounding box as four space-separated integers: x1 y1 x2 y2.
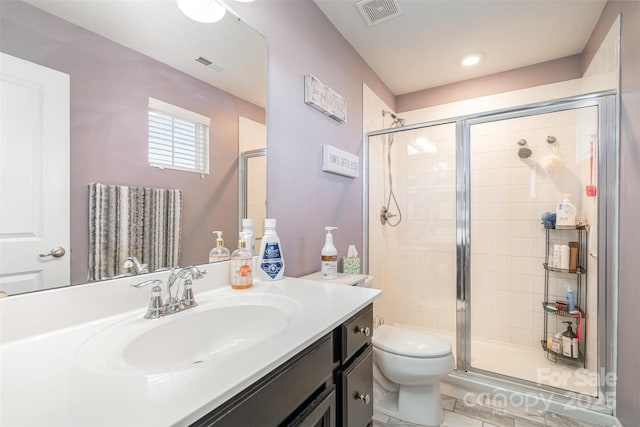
230 235 253 290
209 231 230 262
321 227 338 280
562 321 578 358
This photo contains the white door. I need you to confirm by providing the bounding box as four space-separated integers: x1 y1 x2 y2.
0 53 70 295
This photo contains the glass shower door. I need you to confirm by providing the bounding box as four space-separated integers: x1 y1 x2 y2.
466 105 599 397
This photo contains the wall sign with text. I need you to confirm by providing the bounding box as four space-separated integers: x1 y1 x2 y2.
304 75 347 123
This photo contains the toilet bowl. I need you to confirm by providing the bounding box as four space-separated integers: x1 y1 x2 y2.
372 324 454 426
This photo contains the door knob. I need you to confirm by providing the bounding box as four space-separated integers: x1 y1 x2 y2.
355 326 371 337
355 392 371 405
39 247 66 258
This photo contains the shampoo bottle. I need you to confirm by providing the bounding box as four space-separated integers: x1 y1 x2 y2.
556 193 577 227
230 235 253 289
209 231 230 262
241 218 255 255
321 227 338 280
551 333 562 354
562 321 578 358
256 219 285 281
566 287 575 311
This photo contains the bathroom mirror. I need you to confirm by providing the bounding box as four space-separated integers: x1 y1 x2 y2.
0 0 266 294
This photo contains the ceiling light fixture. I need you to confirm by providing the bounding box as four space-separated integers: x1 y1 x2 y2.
177 0 226 23
461 53 482 67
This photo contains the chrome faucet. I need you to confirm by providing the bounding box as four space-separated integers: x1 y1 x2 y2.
130 279 164 319
123 256 149 275
130 266 206 319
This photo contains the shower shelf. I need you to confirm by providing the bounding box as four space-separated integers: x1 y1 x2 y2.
540 340 585 363
542 263 585 274
541 226 588 368
541 302 584 318
544 225 587 230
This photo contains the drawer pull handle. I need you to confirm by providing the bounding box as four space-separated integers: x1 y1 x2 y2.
355 326 371 337
355 392 371 405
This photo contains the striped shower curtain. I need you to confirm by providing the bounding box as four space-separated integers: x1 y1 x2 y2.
88 183 182 281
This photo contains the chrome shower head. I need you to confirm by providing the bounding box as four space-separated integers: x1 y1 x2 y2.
382 110 406 127
517 139 532 159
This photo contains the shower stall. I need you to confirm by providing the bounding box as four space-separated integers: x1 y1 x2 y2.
364 93 617 411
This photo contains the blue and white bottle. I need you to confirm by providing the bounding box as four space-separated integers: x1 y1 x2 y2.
256 219 285 281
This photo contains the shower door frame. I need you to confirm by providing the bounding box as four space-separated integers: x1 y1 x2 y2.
364 91 618 414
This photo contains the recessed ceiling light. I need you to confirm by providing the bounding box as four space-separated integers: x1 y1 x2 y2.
177 0 226 23
461 53 482 67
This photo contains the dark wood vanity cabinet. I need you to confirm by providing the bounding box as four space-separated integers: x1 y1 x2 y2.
335 305 374 427
192 304 373 427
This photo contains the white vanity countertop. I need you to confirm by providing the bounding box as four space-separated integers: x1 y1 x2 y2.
0 275 380 426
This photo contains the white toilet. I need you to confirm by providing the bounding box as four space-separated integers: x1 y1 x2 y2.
372 324 454 426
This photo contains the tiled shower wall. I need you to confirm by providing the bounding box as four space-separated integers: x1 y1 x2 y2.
369 123 458 334
469 109 597 362
368 108 597 368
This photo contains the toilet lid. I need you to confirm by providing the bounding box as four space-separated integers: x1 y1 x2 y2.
372 324 452 358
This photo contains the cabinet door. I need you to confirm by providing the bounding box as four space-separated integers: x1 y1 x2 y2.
288 385 336 427
338 346 373 427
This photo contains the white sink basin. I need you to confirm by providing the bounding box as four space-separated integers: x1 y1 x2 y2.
76 292 301 375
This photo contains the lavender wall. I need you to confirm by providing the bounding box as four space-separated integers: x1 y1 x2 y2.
229 0 395 277
0 1 265 284
234 0 639 421
396 55 582 112
588 3 640 424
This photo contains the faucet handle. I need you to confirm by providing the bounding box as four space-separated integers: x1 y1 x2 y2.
181 278 197 308
130 279 164 319
144 285 165 319
130 279 163 289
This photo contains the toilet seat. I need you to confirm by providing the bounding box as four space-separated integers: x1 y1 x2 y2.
373 324 451 358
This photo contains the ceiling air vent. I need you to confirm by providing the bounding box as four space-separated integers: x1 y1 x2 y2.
356 0 402 26
195 56 224 72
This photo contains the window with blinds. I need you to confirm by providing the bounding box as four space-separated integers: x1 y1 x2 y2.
148 97 210 174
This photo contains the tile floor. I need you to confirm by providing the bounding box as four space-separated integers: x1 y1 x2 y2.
372 383 613 427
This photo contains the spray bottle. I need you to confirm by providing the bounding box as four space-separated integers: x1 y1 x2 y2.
321 227 338 280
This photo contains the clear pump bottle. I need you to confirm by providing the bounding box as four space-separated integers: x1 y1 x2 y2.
209 231 230 262
231 236 253 289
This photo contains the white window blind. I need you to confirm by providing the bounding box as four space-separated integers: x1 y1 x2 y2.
148 97 210 174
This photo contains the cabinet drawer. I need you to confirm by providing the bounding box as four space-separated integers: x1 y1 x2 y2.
339 305 372 363
338 346 373 427
195 334 333 426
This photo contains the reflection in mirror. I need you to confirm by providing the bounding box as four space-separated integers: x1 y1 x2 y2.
238 117 267 244
240 149 267 244
0 0 266 295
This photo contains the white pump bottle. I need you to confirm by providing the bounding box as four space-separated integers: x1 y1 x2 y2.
321 227 338 280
